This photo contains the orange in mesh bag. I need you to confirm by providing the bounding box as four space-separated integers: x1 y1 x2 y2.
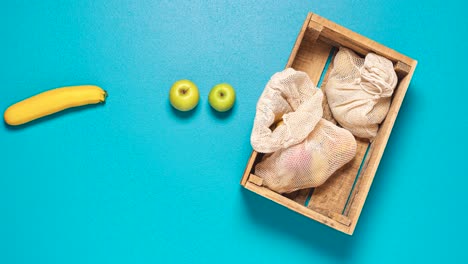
251 68 357 193
325 47 398 139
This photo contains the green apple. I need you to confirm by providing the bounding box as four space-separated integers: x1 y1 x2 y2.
208 83 236 112
169 80 200 111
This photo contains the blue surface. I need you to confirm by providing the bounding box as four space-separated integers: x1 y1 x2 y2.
1 1 467 263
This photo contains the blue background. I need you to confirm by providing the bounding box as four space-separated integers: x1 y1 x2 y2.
1 1 467 263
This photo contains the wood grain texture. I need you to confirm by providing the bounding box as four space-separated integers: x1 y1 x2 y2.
302 21 323 46
318 48 337 124
284 189 311 205
308 138 369 214
241 151 258 186
291 39 332 85
311 13 415 65
245 181 350 233
248 174 263 186
346 59 417 235
307 45 369 216
394 61 411 79
286 13 313 68
308 205 351 226
343 145 373 216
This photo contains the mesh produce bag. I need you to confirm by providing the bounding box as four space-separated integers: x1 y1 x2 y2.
325 47 398 139
251 68 357 193
255 119 357 193
251 68 324 153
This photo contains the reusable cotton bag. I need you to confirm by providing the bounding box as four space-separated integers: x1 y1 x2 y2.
251 69 356 193
325 47 398 139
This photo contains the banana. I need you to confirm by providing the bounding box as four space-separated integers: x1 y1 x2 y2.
4 85 107 126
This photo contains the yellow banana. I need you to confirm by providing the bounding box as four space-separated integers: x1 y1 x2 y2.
4 85 107 126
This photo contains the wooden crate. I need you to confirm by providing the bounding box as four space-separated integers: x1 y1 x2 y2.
240 12 417 235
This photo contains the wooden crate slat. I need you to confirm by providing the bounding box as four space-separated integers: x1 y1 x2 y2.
241 151 258 186
248 174 263 186
291 39 333 85
308 205 352 226
308 138 369 214
305 45 369 217
293 188 311 205
394 61 412 79
283 188 310 205
286 13 313 68
287 34 335 209
346 62 416 234
318 48 337 123
310 14 415 65
343 146 373 215
245 181 350 233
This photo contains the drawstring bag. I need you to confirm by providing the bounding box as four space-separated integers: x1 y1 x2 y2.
325 47 398 139
251 68 357 193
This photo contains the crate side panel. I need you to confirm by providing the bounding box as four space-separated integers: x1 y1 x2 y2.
245 181 350 234
286 13 313 68
311 13 415 65
241 151 258 186
346 62 417 234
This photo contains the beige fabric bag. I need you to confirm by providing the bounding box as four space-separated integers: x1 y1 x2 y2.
251 68 357 193
325 47 398 139
251 68 324 153
255 119 357 193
